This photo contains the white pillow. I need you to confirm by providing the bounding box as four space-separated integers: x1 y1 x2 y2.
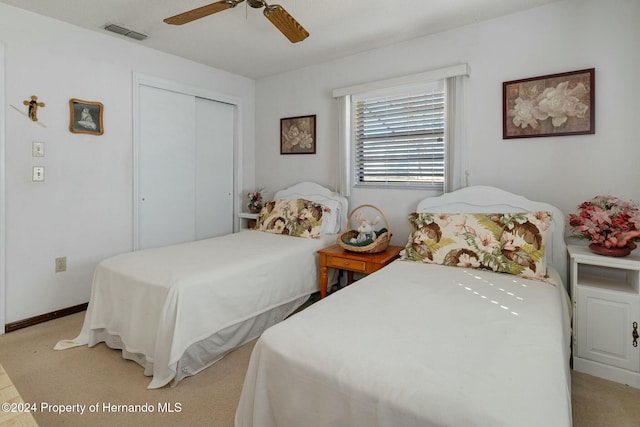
318 199 341 234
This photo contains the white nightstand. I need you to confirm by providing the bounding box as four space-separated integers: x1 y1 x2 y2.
568 244 640 388
238 212 259 231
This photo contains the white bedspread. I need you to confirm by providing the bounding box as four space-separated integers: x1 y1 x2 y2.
56 231 335 389
236 260 573 427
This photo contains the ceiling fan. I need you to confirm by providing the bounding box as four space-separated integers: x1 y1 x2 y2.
164 0 309 43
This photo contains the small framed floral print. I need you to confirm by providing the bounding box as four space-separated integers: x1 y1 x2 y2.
503 68 594 139
280 115 316 154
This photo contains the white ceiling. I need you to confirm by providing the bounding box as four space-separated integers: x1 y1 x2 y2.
0 0 559 79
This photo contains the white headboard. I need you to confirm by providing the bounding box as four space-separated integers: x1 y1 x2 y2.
273 182 349 232
417 186 567 287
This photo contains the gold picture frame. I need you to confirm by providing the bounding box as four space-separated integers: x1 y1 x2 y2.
503 68 594 139
280 115 316 154
69 98 104 135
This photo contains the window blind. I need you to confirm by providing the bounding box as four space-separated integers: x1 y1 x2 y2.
354 87 445 188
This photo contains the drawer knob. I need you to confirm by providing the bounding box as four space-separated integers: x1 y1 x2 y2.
633 322 639 348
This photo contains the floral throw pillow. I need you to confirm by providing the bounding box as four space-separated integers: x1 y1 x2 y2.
401 211 553 281
257 198 327 238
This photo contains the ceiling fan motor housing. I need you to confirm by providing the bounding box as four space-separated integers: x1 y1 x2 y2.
247 0 266 8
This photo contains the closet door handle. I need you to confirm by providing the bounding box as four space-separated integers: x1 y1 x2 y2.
633 322 638 348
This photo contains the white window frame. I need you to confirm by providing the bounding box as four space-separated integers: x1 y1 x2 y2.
351 80 446 190
333 64 469 196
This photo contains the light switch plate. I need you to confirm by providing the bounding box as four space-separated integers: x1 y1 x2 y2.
32 166 45 182
32 141 45 157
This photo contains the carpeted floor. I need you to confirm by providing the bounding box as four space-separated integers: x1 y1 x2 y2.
1 311 640 427
0 312 246 426
571 369 640 427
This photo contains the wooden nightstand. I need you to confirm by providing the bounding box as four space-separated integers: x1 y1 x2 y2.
317 244 404 298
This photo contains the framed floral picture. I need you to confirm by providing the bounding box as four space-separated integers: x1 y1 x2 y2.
280 114 316 154
503 68 594 139
69 98 104 135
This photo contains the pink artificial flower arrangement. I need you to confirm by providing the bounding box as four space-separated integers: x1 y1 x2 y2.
569 195 640 249
247 188 264 212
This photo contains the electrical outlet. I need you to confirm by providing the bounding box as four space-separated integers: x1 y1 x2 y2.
55 257 67 273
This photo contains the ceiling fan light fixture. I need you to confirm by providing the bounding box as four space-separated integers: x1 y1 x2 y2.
104 24 148 41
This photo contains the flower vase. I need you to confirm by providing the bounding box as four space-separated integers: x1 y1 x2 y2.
589 243 632 257
248 205 261 214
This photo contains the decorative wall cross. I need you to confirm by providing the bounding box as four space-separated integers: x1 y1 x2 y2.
23 95 45 122
10 95 47 127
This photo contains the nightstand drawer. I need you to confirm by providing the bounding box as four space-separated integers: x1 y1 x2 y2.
317 244 404 299
327 257 367 272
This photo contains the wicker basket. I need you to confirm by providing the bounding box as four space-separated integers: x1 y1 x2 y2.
337 204 391 253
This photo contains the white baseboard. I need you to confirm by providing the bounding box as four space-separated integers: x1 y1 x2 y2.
574 356 640 389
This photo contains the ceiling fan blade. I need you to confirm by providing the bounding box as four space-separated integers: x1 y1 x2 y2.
164 0 245 25
263 5 309 43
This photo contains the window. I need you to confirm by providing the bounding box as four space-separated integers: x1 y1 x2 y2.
333 64 469 196
352 81 445 189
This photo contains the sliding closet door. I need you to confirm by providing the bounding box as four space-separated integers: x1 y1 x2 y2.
139 85 196 249
137 85 233 250
195 97 234 239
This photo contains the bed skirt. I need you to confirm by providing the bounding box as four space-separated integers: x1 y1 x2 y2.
90 295 309 386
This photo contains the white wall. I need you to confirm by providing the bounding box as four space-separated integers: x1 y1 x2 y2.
0 3 255 324
2 0 639 325
255 0 640 246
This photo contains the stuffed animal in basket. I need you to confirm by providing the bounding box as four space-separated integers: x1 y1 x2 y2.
350 212 381 244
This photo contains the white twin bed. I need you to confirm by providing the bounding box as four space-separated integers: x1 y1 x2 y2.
55 182 348 389
235 186 573 427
